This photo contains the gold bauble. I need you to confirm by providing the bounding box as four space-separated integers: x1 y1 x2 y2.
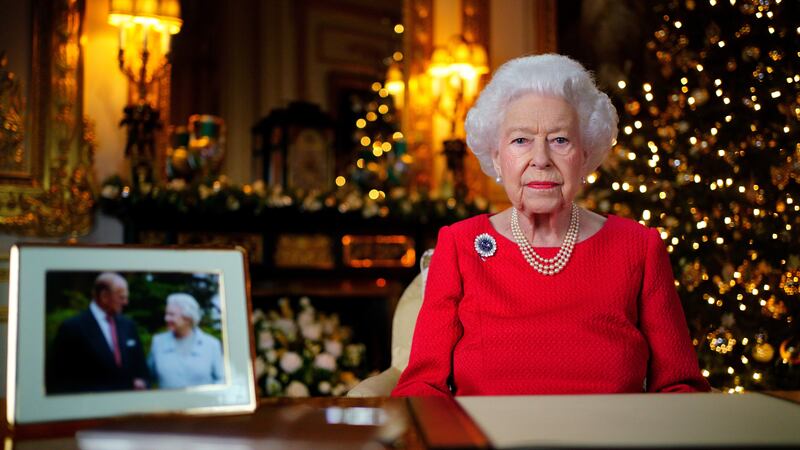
752 342 775 363
167 147 193 178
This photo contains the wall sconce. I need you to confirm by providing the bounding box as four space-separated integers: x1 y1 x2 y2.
427 35 488 198
108 0 182 101
108 0 182 187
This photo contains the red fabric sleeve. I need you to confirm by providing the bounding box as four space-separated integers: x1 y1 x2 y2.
392 226 463 397
640 228 711 392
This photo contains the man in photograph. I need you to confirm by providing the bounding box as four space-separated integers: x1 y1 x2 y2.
47 272 149 393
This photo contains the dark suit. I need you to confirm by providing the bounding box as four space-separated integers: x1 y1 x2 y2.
47 309 148 394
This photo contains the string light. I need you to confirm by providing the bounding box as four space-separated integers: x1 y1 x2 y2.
586 0 798 391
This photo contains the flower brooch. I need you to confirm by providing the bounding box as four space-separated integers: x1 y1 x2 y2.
474 233 497 261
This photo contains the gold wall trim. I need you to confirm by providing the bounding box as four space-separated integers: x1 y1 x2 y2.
0 0 94 238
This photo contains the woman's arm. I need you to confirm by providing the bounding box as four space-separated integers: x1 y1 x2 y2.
640 228 711 392
392 226 464 397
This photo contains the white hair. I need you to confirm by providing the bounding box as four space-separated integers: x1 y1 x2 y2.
465 54 618 178
167 293 202 327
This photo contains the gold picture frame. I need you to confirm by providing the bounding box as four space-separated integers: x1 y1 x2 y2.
0 0 94 237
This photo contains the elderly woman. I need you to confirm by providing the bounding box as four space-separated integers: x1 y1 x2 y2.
148 293 224 389
392 54 710 397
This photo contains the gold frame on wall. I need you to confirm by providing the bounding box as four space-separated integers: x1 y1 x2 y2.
0 0 94 238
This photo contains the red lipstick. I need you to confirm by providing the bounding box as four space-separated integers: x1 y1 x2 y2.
526 181 559 189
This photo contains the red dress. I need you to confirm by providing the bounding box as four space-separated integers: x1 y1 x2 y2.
392 214 711 397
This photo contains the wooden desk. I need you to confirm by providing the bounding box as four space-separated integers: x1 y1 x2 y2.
2 397 487 450
3 393 800 449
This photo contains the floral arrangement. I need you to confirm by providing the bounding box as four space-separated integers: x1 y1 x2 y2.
98 175 490 222
252 297 371 397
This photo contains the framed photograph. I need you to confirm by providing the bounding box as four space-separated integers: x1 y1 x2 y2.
6 244 257 424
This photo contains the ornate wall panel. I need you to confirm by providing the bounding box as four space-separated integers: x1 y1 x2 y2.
0 0 94 237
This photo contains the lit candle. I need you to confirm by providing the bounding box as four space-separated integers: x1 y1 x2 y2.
160 32 171 57
119 24 126 52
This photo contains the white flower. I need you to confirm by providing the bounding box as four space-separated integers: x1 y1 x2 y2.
297 309 315 327
321 315 339 335
251 309 265 323
254 357 266 378
258 331 275 350
324 339 342 358
314 352 337 372
299 296 311 308
301 323 322 341
279 351 303 374
266 377 282 396
286 380 310 397
265 349 277 363
318 381 332 394
267 365 278 377
274 318 297 339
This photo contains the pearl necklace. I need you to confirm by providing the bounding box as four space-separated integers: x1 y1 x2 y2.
510 204 580 275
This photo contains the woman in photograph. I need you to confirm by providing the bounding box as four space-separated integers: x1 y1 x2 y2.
148 293 225 389
392 54 710 397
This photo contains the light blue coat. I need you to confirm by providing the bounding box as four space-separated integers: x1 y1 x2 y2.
148 329 224 389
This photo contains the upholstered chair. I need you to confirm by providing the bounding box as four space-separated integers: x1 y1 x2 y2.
346 249 433 397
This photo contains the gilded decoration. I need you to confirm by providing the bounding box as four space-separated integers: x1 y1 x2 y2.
0 52 26 174
0 0 94 237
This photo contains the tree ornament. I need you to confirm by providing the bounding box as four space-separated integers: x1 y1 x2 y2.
779 337 800 365
707 327 737 354
779 270 800 296
752 339 775 363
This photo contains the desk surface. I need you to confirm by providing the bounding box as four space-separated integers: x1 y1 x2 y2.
457 392 800 449
2 397 447 450
3 393 800 449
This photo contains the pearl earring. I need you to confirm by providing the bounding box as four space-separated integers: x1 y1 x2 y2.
495 175 502 184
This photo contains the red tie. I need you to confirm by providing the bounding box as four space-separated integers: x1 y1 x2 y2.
106 314 122 367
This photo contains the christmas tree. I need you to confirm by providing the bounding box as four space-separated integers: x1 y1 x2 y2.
584 0 799 391
342 24 411 201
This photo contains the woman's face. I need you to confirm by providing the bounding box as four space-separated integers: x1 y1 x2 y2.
492 92 586 216
165 303 192 336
